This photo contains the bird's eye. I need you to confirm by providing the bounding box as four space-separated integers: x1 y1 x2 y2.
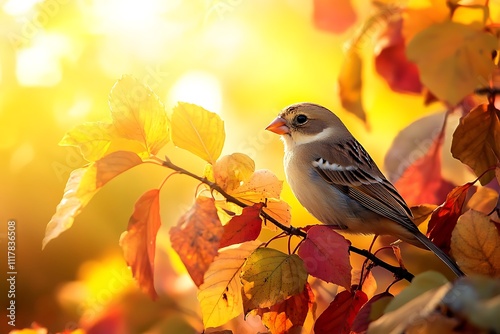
295 114 308 125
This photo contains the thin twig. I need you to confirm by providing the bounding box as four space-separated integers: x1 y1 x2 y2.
161 157 414 282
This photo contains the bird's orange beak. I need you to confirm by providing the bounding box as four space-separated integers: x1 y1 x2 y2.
265 117 289 135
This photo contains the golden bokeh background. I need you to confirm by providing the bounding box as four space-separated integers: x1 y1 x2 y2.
0 0 458 332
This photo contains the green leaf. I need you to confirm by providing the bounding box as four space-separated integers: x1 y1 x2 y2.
240 247 308 311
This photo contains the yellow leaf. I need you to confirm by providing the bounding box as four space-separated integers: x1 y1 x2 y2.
213 153 255 192
402 0 449 44
229 169 283 203
450 210 500 277
451 104 500 184
109 75 170 155
171 102 225 164
198 241 261 328
338 50 366 123
466 187 499 215
43 151 142 249
407 22 496 105
241 247 308 311
59 122 114 162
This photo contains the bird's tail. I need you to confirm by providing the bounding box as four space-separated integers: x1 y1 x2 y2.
413 231 464 277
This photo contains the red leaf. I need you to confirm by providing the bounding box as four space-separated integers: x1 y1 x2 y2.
255 283 315 334
170 196 223 286
120 189 161 299
427 182 474 254
314 290 368 334
298 226 352 290
350 292 394 333
313 0 357 34
394 130 455 206
219 203 263 249
374 19 422 94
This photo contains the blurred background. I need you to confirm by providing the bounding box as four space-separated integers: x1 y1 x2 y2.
0 0 460 333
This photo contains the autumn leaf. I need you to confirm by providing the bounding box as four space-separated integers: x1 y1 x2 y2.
213 153 255 192
427 182 473 254
229 169 283 202
451 103 500 185
338 50 366 123
171 102 225 164
59 121 115 162
43 151 142 249
219 203 263 249
374 18 422 94
298 226 352 290
198 241 261 328
385 111 455 205
119 189 161 299
411 204 438 227
261 199 291 230
384 271 448 314
402 0 449 44
313 0 357 34
407 21 496 105
314 290 368 334
394 130 455 206
108 75 170 155
170 196 224 286
450 209 500 277
466 186 499 215
254 283 315 334
350 292 393 334
241 247 308 311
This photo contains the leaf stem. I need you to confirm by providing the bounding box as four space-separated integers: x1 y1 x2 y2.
161 156 414 282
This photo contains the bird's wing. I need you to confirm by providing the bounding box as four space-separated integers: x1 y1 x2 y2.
313 140 416 231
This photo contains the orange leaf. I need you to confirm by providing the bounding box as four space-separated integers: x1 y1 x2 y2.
43 151 142 249
255 283 315 334
427 182 474 254
313 0 357 34
219 203 263 249
170 196 223 286
338 50 366 123
450 210 500 277
298 226 352 290
451 103 500 185
314 290 368 334
120 189 161 299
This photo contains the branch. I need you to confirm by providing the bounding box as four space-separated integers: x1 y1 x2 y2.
162 157 414 282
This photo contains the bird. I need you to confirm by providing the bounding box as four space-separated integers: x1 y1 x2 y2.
265 102 464 277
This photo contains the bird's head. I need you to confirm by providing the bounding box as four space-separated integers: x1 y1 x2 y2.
265 102 349 149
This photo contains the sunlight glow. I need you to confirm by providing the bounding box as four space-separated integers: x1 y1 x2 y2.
168 71 223 113
16 34 71 86
3 0 42 16
10 142 35 172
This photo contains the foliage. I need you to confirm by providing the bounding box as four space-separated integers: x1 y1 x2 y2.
39 1 500 333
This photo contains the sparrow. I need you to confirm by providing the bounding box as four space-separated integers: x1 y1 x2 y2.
266 102 464 277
